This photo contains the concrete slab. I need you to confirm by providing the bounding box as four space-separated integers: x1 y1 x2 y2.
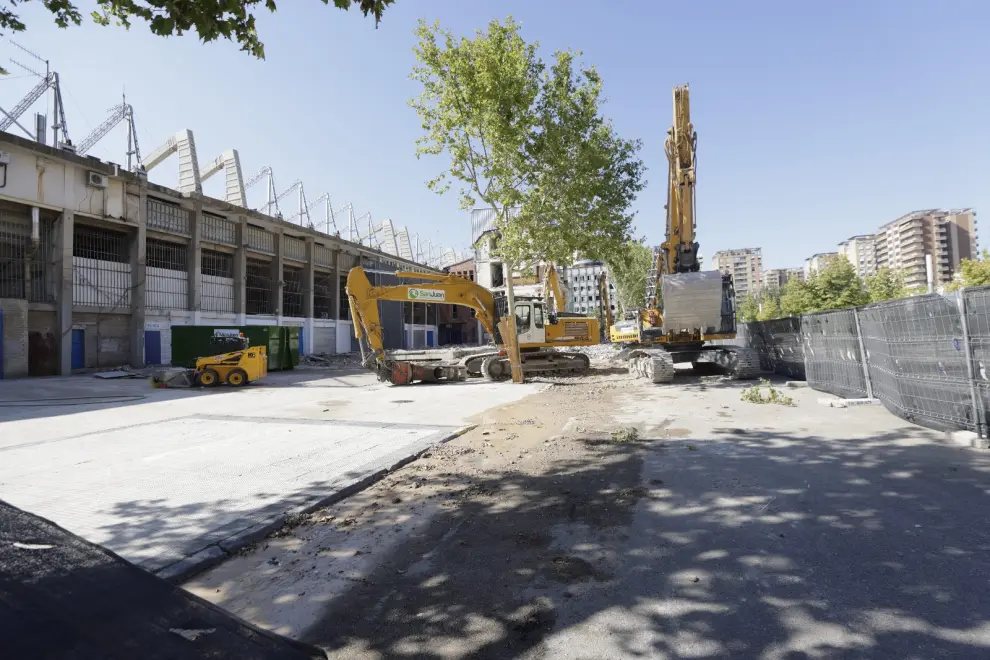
0 369 545 580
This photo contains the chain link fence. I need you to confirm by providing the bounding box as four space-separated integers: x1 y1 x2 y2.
731 287 990 436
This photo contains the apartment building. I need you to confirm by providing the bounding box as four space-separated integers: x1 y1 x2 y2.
557 260 618 315
711 248 763 297
874 208 978 289
763 267 805 290
837 234 877 278
804 252 838 278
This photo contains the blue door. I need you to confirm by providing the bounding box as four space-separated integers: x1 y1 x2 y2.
427 330 435 347
71 329 85 370
299 330 304 356
145 330 162 365
0 308 4 380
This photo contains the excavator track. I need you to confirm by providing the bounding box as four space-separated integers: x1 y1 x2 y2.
717 346 762 380
477 350 592 382
625 349 676 384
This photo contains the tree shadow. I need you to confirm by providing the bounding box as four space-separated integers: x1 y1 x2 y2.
285 426 990 659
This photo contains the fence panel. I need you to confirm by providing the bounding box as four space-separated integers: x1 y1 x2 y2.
801 309 868 399
962 286 990 431
859 295 974 432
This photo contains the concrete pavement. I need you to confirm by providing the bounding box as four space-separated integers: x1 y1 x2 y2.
0 367 545 580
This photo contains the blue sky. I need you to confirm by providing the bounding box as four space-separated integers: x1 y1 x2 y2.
1 0 986 269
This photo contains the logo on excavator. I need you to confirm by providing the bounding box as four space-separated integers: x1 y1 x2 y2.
407 288 445 301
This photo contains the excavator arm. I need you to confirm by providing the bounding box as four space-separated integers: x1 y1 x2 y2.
542 265 567 314
658 84 699 280
346 267 503 383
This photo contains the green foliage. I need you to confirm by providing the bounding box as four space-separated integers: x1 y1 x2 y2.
952 249 990 289
779 278 818 317
0 0 392 72
757 289 782 321
864 266 907 303
814 256 870 310
736 293 760 322
607 240 653 313
410 17 646 267
779 256 869 316
741 378 794 406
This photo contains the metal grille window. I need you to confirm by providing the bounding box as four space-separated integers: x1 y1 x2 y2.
0 208 28 299
338 277 349 320
246 257 274 315
202 212 236 245
284 236 306 262
282 265 304 317
73 225 131 308
147 197 189 234
145 237 189 310
201 249 234 313
314 271 334 319
245 225 275 253
29 214 58 303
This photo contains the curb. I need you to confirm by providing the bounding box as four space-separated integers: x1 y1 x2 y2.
154 423 478 585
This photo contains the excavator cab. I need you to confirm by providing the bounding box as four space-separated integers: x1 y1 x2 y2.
512 299 548 346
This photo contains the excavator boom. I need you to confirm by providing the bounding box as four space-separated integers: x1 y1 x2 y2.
659 84 699 278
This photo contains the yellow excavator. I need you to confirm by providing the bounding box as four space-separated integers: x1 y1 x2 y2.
608 84 760 382
346 266 599 385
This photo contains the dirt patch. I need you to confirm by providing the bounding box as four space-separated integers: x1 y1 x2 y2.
185 363 655 658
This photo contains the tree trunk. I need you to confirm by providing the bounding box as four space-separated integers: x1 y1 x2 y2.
503 260 524 383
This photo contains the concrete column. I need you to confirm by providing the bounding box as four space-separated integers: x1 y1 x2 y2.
272 228 284 319
302 237 315 353
333 249 342 322
129 187 148 368
234 215 247 323
56 210 74 375
188 200 203 321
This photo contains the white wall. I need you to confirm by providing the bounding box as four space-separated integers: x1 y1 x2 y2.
202 274 234 313
146 266 189 310
72 258 131 307
0 143 129 220
336 320 353 353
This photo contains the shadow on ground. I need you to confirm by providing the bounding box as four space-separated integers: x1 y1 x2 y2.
279 423 990 659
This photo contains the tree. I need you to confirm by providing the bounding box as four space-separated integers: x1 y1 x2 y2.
411 17 645 376
813 255 869 311
780 278 819 317
865 266 907 303
737 293 760 322
410 16 645 269
947 249 990 290
756 285 783 321
0 0 393 67
607 240 653 313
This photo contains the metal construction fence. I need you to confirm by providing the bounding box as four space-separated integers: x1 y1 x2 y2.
731 286 990 437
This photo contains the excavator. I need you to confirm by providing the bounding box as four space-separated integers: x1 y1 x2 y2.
346 266 599 385
608 84 760 382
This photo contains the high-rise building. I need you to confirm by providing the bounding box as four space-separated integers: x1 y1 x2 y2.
711 248 763 297
557 260 617 315
837 234 877 278
874 208 978 289
763 267 805 290
804 252 839 278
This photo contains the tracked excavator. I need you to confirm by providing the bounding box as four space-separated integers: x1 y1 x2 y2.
608 84 760 382
346 266 599 385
